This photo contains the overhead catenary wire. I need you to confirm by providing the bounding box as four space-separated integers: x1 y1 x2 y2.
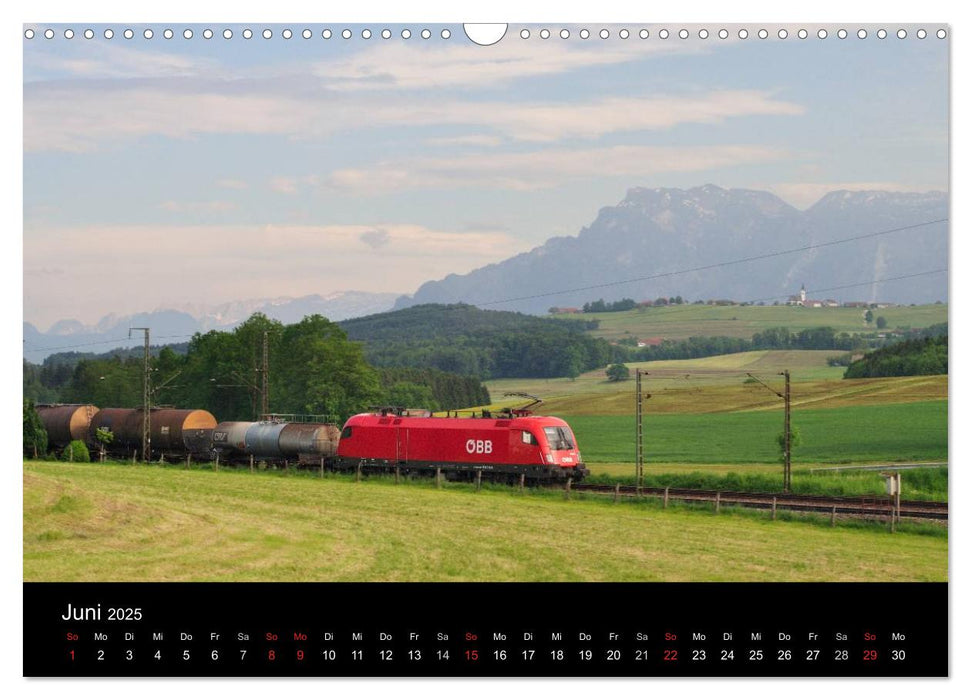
468 217 948 307
22 267 947 357
23 212 948 357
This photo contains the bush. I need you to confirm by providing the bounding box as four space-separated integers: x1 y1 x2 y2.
605 363 631 382
61 440 90 462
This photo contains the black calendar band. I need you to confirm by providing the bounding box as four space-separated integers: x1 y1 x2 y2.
24 582 947 677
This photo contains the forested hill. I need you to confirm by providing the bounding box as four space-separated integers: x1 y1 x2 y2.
339 304 616 379
844 335 948 378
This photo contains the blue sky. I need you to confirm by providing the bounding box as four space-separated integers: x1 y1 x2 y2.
23 23 948 328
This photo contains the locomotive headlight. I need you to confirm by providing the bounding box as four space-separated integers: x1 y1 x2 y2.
545 453 553 464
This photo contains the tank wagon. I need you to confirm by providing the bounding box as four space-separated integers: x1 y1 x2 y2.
88 407 217 459
35 404 99 447
335 411 587 482
211 421 341 464
37 401 586 483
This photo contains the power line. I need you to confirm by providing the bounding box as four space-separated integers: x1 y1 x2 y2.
23 266 947 357
470 218 948 307
23 333 198 354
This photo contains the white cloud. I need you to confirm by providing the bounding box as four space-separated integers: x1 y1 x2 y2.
24 223 524 323
325 144 791 193
424 134 505 147
27 42 208 80
767 182 946 209
270 175 321 194
24 85 801 152
312 40 709 91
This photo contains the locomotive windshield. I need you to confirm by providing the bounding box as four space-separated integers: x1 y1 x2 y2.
543 426 575 451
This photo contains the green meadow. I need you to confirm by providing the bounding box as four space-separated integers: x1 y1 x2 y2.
24 461 946 583
556 303 948 342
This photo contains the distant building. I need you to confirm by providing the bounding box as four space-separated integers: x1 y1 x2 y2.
636 337 664 348
843 301 868 308
786 285 808 306
549 307 581 314
786 284 834 308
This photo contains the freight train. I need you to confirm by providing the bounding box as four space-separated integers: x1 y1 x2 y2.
34 404 588 482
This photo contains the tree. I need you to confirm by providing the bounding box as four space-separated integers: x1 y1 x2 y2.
23 399 48 458
605 363 631 382
94 427 114 461
865 309 874 324
876 316 888 329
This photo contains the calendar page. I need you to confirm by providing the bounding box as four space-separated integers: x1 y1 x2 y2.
21 19 949 679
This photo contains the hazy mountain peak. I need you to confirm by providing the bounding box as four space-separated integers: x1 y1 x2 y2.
395 185 947 314
46 319 85 335
809 189 948 211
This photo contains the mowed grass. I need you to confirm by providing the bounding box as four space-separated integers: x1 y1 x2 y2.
24 461 945 582
565 401 948 465
486 351 947 416
557 303 948 342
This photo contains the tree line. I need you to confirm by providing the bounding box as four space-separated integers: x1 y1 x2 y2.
23 313 490 421
341 303 617 379
843 335 947 378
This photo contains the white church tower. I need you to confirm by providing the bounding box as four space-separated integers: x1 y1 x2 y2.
800 284 806 305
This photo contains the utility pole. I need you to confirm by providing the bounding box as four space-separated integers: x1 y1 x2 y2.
129 327 151 462
635 369 649 491
261 330 269 418
782 369 791 493
746 370 792 493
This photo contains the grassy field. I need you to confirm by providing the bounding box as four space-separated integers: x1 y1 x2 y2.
24 461 946 582
585 465 948 501
565 401 947 466
486 351 947 415
556 303 948 342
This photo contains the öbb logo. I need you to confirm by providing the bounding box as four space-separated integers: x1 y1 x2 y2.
465 439 493 454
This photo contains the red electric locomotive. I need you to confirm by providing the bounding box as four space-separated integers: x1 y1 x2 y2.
335 409 588 482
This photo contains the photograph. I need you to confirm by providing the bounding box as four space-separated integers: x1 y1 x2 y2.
19 19 950 680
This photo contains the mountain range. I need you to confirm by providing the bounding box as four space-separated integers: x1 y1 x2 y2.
23 291 398 363
394 185 948 314
24 185 948 363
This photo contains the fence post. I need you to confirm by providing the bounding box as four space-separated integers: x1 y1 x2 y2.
831 506 837 527
519 473 525 494
614 483 620 503
320 457 324 479
436 467 442 489
356 462 362 482
663 487 669 509
771 496 777 521
249 454 254 473
69 444 73 462
132 450 136 465
475 470 482 492
186 454 190 469
215 453 219 472
564 478 572 500
715 491 721 514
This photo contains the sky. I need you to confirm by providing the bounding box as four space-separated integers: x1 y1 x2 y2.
22 22 949 329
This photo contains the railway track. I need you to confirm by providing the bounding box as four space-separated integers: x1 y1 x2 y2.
570 483 948 521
